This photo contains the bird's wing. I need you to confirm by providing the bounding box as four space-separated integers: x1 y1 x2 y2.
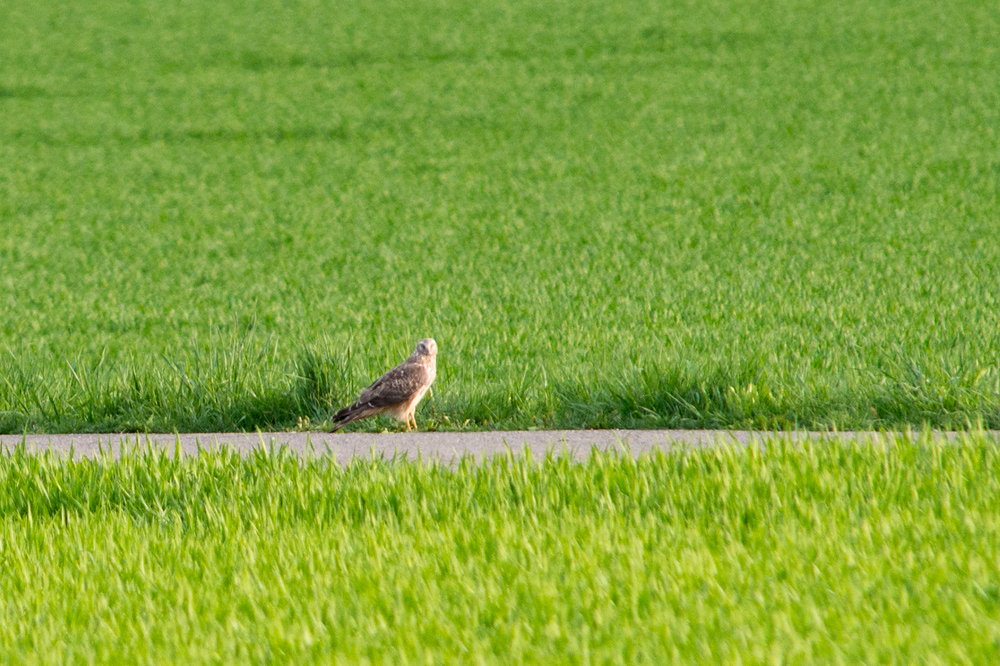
355 362 430 408
330 360 433 431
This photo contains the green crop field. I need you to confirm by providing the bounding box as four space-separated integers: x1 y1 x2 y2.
2 0 999 433
0 433 997 663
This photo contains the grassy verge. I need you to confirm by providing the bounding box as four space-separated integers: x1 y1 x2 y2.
1 433 999 663
2 0 999 432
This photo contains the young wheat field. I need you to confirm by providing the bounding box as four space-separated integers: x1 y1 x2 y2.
3 1 998 660
2 0 999 434
0 434 998 663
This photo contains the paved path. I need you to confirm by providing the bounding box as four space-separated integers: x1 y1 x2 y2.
0 429 990 464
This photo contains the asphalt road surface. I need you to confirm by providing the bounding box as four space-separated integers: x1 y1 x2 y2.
0 429 988 465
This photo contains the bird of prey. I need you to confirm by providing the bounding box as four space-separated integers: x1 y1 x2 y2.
329 338 438 432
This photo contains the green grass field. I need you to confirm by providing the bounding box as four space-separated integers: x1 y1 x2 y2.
2 0 999 432
0 434 997 663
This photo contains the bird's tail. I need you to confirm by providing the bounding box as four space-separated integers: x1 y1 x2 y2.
329 403 367 432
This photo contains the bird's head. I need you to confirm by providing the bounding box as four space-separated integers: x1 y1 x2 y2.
415 338 437 358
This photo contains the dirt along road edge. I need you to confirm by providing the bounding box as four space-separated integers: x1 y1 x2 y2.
1 429 992 465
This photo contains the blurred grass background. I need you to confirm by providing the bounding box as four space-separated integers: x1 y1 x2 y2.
1 0 999 432
1 434 998 663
